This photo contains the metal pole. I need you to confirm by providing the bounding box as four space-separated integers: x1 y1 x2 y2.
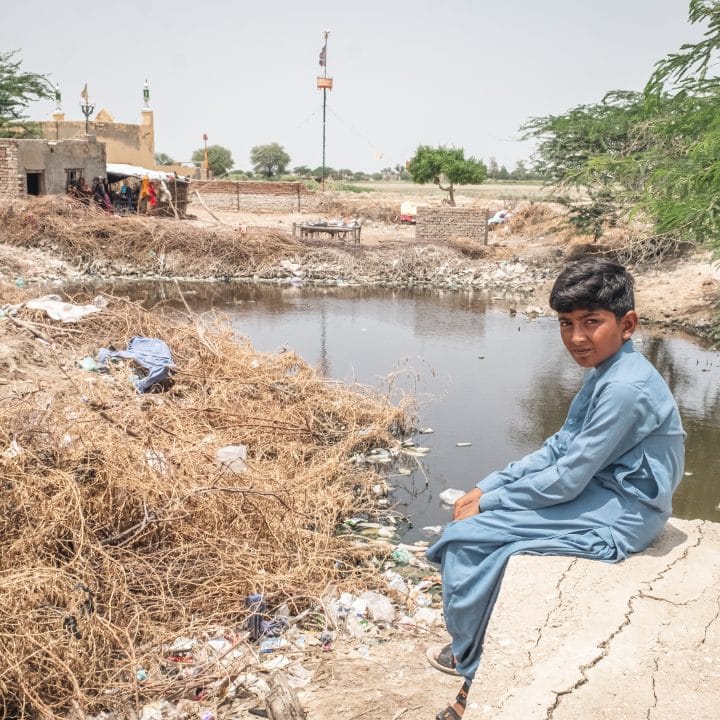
322 87 327 191
320 30 329 191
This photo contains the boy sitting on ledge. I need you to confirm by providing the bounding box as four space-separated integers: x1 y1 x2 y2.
426 257 685 720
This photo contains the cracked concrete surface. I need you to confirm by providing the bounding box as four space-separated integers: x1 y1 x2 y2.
300 519 720 720
475 519 720 720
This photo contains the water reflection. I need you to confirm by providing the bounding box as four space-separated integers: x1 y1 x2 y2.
69 280 720 537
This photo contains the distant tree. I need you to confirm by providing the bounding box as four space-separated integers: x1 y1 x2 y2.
510 160 528 180
408 145 487 205
155 152 175 166
0 50 53 136
370 172 383 181
250 142 290 178
338 168 354 179
292 165 312 177
312 165 336 178
191 144 234 176
498 165 510 180
487 157 500 179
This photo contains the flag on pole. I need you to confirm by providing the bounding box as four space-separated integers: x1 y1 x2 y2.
319 46 326 67
80 84 89 101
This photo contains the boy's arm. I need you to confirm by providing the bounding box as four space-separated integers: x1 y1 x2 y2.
479 382 657 512
476 432 565 494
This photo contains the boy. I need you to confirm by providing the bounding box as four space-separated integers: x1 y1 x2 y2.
426 257 685 720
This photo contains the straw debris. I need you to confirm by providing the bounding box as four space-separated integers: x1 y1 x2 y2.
0 196 301 278
0 289 409 718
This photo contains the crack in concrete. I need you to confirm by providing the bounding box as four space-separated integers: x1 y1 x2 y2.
646 655 659 720
527 558 577 666
698 592 720 647
544 524 705 720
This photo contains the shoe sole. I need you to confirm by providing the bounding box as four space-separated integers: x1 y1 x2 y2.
426 645 461 676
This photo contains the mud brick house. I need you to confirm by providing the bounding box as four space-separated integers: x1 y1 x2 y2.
0 138 106 198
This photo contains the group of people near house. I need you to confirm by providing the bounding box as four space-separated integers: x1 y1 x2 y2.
66 175 168 214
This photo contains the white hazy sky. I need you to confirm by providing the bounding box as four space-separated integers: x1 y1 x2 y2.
3 0 706 173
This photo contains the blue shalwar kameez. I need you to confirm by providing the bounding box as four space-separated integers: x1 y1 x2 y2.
426 340 685 680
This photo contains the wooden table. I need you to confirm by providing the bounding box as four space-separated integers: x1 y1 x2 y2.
293 223 362 244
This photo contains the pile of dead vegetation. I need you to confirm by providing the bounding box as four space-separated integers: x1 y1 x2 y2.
0 289 409 718
316 193 403 224
0 196 302 278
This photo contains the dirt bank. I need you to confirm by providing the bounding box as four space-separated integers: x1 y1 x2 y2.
2 196 718 340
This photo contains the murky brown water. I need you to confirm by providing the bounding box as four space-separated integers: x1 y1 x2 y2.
76 280 720 539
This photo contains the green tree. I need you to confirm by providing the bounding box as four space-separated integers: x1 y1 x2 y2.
191 145 234 177
155 152 175 166
407 145 487 205
250 142 290 178
292 165 312 177
0 50 53 136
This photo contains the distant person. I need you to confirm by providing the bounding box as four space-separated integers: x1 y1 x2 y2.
425 257 685 720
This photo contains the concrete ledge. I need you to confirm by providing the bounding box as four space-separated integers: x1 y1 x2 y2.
479 518 720 719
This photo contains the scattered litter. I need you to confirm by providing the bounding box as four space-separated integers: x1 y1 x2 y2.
684 471 693 477
99 336 175 393
397 467 412 475
401 446 430 457
26 294 103 323
422 525 443 535
391 547 414 565
384 570 408 595
372 482 388 497
216 444 248 475
261 654 290 670
418 427 434 434
287 662 313 689
2 440 23 459
439 488 465 506
135 668 148 682
259 637 288 653
456 442 472 447
77 356 106 373
360 590 396 623
145 449 169 476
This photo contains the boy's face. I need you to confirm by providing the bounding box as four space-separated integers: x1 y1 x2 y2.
558 308 638 368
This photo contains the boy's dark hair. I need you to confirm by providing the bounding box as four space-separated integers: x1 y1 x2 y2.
549 257 635 317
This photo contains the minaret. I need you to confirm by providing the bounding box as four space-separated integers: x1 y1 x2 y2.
140 79 156 164
52 82 65 122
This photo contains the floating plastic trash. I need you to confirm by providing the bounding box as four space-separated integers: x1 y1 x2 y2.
456 442 472 447
439 488 465 506
418 427 434 434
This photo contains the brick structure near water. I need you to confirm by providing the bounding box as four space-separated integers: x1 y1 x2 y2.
191 181 323 213
415 206 488 243
0 141 22 197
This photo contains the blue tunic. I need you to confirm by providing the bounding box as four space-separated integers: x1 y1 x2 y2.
426 340 685 680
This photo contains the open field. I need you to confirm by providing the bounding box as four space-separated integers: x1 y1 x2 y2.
334 180 585 202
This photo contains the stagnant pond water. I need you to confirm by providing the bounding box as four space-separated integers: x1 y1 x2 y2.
83 281 720 540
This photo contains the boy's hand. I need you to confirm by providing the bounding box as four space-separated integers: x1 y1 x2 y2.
453 488 483 521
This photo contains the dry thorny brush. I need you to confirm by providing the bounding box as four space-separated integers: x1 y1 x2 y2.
0 196 301 278
0 290 409 718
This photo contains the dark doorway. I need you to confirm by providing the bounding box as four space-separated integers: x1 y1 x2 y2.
26 172 44 195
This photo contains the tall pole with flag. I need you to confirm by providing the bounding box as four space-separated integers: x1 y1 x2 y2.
317 30 332 191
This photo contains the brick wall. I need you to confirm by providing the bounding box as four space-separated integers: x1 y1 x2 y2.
415 206 489 243
190 181 323 213
0 140 23 197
